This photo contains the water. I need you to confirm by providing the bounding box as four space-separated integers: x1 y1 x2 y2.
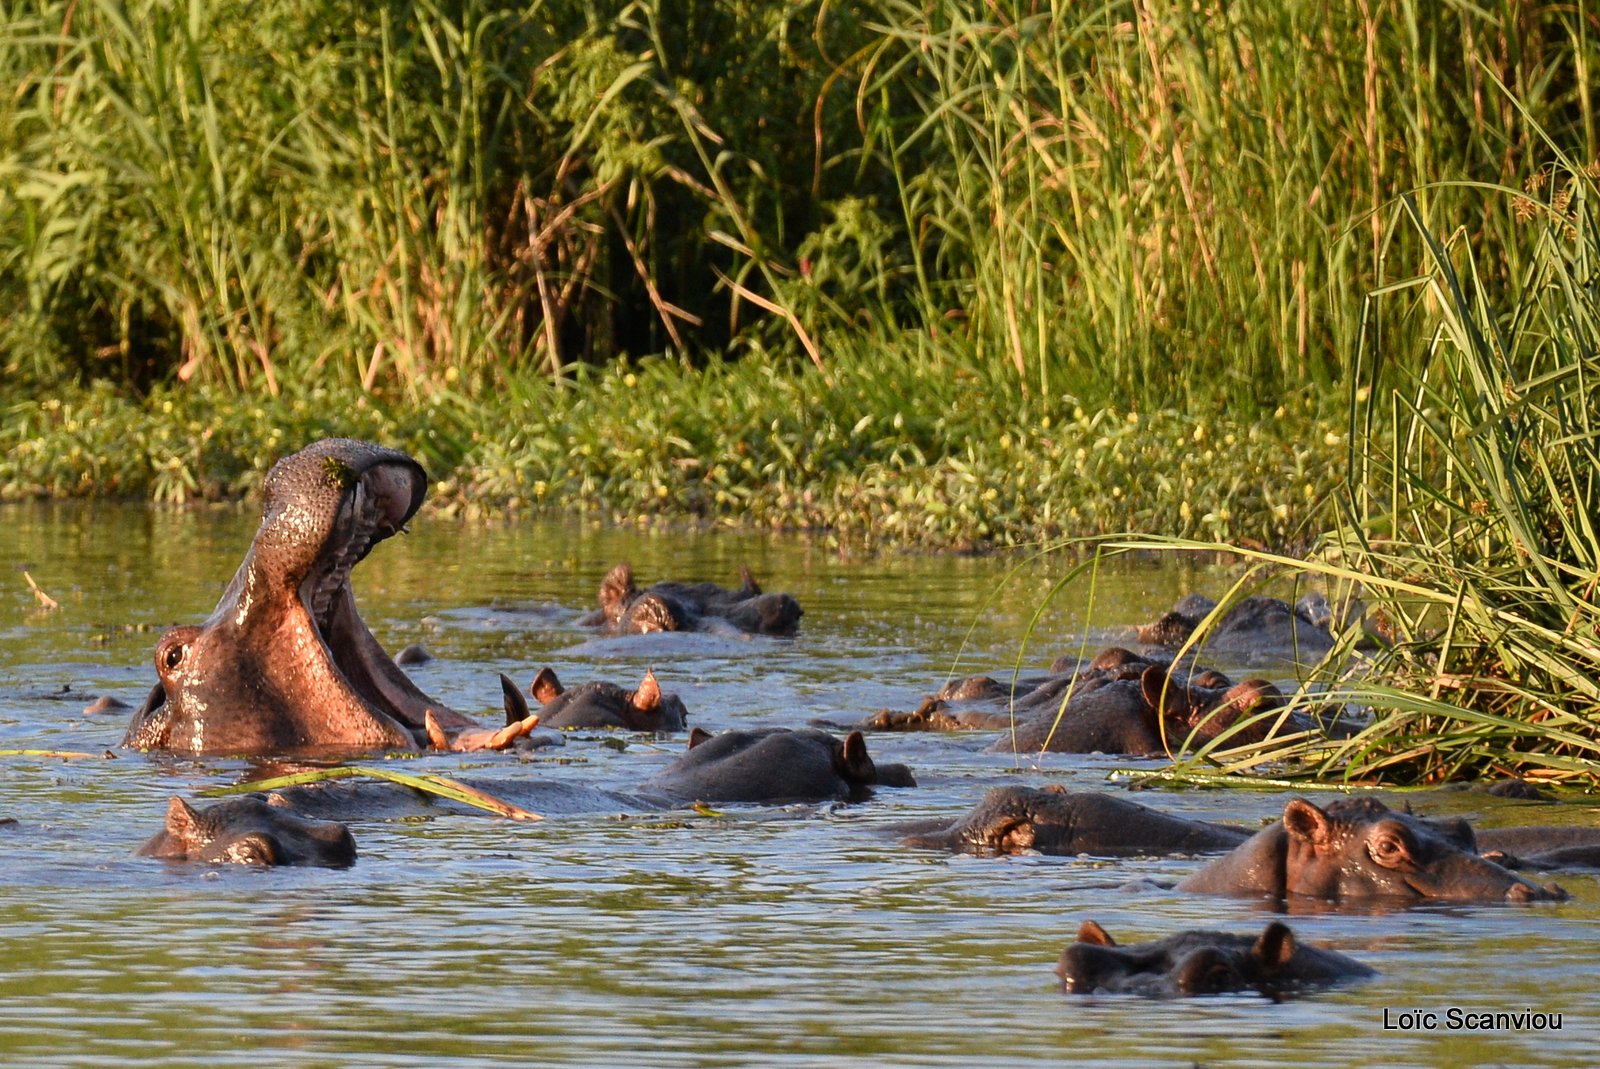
2 503 1598 1067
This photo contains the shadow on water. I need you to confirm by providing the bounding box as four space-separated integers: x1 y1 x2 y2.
1 502 1598 1067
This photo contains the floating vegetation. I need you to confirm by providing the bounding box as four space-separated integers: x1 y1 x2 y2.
22 572 58 611
203 766 543 821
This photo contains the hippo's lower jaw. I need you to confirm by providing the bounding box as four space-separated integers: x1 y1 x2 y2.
123 439 528 756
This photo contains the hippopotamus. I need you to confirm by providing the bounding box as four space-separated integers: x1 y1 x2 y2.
523 667 689 732
137 796 356 867
636 726 915 805
1134 593 1344 664
987 668 1286 756
856 647 1288 758
581 562 803 636
121 439 540 756
897 786 1249 856
1475 825 1600 870
245 726 915 824
1177 796 1568 903
1057 920 1376 998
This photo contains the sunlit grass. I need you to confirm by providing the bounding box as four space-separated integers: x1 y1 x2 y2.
2 0 1594 410
202 765 543 820
1105 156 1600 785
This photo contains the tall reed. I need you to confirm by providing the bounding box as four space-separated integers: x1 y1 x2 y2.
2 1 1594 408
1150 152 1600 785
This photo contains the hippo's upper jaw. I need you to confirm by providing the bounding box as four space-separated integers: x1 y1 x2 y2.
123 439 448 756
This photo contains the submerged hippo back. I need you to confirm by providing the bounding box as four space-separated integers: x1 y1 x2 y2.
637 727 897 804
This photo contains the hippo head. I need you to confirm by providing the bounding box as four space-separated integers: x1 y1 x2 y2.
1279 797 1568 903
527 666 690 732
1057 919 1375 997
137 795 356 867
1138 666 1284 750
123 439 455 755
640 727 915 804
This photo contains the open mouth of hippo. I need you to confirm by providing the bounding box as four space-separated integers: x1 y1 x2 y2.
304 458 421 629
125 440 447 754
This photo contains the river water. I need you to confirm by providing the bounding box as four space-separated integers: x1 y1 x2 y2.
1 504 1597 1067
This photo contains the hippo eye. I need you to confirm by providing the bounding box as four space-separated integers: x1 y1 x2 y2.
156 636 190 673
1369 830 1413 868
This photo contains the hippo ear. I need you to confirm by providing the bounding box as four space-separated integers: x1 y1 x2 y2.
738 564 761 595
1282 798 1332 847
529 667 563 705
599 563 637 614
1137 666 1183 742
164 797 204 846
687 726 714 749
1139 666 1182 716
631 670 662 712
501 674 532 727
1075 920 1116 947
1252 921 1297 970
840 731 877 783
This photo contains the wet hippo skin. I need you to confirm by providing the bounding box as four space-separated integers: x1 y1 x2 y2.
137 796 357 867
1176 796 1568 904
122 439 540 756
524 667 689 732
1057 919 1376 997
897 786 1249 857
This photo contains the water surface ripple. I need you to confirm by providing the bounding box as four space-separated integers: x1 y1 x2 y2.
2 504 1597 1067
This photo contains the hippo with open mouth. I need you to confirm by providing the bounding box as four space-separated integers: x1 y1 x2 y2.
122 438 538 756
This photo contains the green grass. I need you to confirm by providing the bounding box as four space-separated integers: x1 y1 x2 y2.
2 0 1594 409
1129 154 1600 785
5 2 1600 779
0 359 1350 548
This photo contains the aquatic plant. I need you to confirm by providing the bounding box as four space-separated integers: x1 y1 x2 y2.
1137 154 1600 785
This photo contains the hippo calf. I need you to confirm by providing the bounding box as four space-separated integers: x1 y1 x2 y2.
582 562 803 636
138 796 356 867
1177 796 1567 904
1057 920 1375 998
897 785 1249 857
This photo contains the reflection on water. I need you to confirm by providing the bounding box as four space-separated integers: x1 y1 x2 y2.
2 502 1599 1067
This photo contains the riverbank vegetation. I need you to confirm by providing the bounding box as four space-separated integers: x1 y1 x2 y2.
1149 162 1600 786
3 1 1599 780
2 0 1594 549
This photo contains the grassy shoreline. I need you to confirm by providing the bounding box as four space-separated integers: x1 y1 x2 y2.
0 362 1350 550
